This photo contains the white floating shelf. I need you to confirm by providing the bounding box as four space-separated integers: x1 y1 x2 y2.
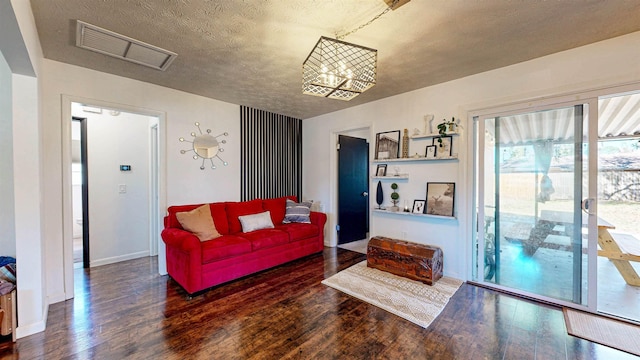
410 131 460 140
372 174 409 180
372 209 456 220
372 155 458 163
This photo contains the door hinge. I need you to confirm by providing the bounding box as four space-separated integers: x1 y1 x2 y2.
336 143 340 150
336 225 340 232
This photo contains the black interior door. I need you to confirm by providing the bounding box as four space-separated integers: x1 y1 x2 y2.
338 135 369 244
73 117 90 268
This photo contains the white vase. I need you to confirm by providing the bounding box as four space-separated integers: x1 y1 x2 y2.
424 114 434 135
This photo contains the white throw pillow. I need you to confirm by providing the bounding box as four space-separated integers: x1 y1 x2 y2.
238 211 275 232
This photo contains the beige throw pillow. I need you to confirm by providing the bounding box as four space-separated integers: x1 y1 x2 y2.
176 204 221 241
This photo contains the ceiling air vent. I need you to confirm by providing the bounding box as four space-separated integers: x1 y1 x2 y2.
75 20 177 71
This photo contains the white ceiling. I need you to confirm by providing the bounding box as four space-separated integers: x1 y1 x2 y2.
29 0 640 119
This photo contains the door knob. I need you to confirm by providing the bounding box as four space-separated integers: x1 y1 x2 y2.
582 198 594 214
362 191 368 197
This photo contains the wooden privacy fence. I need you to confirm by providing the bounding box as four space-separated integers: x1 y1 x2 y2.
499 170 640 203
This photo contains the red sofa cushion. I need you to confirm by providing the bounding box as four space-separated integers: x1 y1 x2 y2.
201 235 251 263
242 229 290 251
277 223 319 241
208 203 230 235
226 199 263 234
261 196 297 225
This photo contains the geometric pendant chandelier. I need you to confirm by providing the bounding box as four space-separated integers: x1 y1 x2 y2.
302 36 377 101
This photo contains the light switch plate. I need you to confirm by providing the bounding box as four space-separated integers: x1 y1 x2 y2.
118 184 126 193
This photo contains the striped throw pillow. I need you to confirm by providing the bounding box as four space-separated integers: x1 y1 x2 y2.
282 199 312 224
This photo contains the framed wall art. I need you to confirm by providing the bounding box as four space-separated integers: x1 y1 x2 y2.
434 136 452 157
425 182 455 217
376 164 387 176
375 130 400 160
425 145 436 158
412 199 426 214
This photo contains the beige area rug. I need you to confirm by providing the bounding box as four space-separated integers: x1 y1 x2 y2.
322 261 463 328
564 308 640 356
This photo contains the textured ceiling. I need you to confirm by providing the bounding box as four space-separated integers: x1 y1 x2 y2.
29 0 640 119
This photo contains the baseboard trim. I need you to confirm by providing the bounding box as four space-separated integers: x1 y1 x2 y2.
91 251 149 267
15 301 49 339
47 292 66 304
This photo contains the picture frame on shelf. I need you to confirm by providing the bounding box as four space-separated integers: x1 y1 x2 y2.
434 136 452 157
425 182 455 217
412 199 426 214
425 145 436 158
376 164 387 176
375 130 401 160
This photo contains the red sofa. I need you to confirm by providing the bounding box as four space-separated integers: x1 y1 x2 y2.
161 196 326 294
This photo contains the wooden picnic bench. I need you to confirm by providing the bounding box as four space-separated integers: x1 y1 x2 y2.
534 211 640 286
596 219 640 287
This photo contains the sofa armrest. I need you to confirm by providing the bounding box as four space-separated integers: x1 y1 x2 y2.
161 228 200 252
310 211 327 228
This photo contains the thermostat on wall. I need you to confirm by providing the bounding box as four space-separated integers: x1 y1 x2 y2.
120 165 131 171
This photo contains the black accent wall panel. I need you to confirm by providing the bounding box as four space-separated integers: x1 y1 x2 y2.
240 106 302 201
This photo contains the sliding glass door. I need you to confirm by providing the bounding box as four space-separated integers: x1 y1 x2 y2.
475 102 597 306
595 91 640 322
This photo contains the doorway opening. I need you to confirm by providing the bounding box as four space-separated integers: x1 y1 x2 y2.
71 117 89 268
62 97 165 301
333 127 370 254
337 134 369 245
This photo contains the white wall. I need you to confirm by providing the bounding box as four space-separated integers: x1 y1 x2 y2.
303 31 640 280
41 59 241 303
0 52 16 257
73 106 154 266
71 121 82 240
13 73 45 338
4 0 46 339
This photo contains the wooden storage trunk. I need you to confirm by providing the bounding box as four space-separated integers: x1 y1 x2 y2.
0 289 16 340
367 236 443 285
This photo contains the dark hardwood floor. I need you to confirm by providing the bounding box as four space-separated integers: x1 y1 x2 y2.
0 248 636 359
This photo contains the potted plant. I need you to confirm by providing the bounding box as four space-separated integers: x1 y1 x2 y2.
390 183 400 211
436 117 459 147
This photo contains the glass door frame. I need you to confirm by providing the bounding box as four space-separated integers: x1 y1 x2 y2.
470 96 600 312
